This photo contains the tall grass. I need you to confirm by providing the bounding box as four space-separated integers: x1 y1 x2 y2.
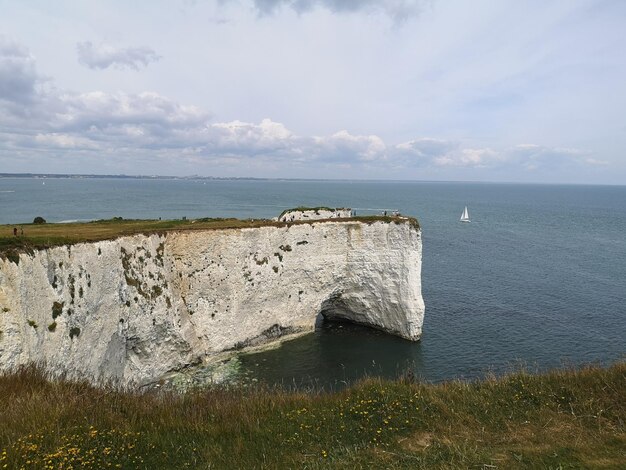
1 363 624 469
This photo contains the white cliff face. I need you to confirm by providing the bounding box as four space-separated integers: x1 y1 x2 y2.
0 220 424 387
279 208 353 222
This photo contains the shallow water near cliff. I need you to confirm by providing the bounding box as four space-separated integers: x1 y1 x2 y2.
1 178 625 387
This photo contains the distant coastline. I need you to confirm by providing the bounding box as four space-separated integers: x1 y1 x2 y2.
0 173 270 181
1 173 622 186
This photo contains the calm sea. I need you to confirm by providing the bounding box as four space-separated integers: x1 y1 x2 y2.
1 178 624 387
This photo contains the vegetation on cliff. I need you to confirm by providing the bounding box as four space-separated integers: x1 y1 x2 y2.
0 363 623 469
0 215 419 260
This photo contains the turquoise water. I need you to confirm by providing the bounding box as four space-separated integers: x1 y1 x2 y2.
1 178 624 386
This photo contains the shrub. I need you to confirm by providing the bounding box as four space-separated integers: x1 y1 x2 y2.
27 320 38 329
33 216 46 224
69 327 80 339
52 301 64 319
48 322 57 332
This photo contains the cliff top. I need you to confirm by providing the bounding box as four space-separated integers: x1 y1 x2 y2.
278 206 349 218
0 214 419 259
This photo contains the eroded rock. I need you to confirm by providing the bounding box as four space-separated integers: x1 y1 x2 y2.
0 219 424 387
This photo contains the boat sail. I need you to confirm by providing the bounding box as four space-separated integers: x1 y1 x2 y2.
460 206 470 223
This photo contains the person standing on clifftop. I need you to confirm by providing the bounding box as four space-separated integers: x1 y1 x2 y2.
13 227 17 236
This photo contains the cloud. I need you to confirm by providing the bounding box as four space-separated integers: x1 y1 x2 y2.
0 43 209 154
208 119 294 152
0 36 39 105
393 138 456 166
312 131 386 163
34 133 98 149
55 91 208 133
434 148 501 167
76 41 161 70
390 139 598 172
508 144 591 171
0 38 602 178
393 139 501 167
245 0 426 21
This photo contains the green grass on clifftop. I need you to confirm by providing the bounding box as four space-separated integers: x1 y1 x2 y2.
0 363 623 469
0 215 419 259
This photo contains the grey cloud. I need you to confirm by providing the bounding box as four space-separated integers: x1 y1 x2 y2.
0 44 209 152
0 36 38 105
55 91 209 134
76 42 161 70
248 0 425 21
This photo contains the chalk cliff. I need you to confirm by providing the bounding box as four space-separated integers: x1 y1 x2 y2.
279 208 353 222
0 218 424 386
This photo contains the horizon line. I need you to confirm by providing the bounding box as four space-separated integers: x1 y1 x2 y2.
0 172 623 187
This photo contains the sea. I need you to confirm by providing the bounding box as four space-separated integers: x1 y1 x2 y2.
1 178 624 388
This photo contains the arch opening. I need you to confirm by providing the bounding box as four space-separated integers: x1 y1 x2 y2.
317 293 364 330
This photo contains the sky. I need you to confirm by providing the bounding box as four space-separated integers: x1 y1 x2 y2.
0 0 625 183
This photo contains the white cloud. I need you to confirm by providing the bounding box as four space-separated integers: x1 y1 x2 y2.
209 119 294 152
584 158 609 166
313 131 387 163
76 41 161 70
434 148 501 167
392 139 501 167
34 133 97 149
390 139 595 172
394 138 456 166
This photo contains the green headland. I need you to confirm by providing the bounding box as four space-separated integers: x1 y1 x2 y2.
0 212 419 261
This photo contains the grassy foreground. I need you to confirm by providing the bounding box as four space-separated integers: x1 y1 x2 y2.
0 364 624 469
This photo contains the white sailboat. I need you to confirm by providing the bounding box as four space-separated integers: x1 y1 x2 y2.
460 206 470 223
